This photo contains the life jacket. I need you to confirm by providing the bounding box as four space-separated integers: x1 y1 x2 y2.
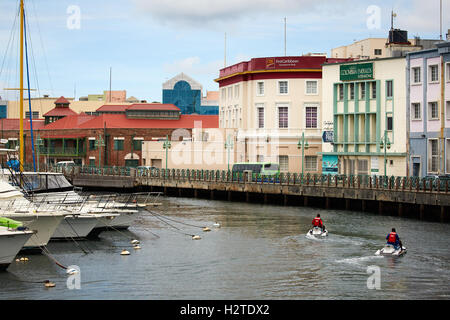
388 232 397 243
312 217 323 227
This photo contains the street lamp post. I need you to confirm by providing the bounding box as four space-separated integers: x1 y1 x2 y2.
163 135 171 172
35 134 44 172
379 130 391 186
297 132 309 182
95 135 105 168
224 135 234 172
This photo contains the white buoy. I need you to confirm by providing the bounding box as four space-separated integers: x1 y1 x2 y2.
192 235 201 240
133 245 141 250
203 227 211 232
131 239 140 245
213 222 221 228
15 259 20 262
120 250 130 255
66 268 78 275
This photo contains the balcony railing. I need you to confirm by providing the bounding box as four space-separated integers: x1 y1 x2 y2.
38 146 87 157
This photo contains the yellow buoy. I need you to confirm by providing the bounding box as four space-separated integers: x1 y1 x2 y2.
133 245 141 250
202 227 211 232
120 250 130 255
44 280 55 288
192 235 201 240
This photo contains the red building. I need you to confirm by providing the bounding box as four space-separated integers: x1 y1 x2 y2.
1 97 218 168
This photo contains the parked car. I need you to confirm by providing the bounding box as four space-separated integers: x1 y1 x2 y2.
136 166 158 176
56 161 76 172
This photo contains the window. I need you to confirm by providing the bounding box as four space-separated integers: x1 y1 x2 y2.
305 156 317 172
133 139 142 151
357 159 368 175
257 105 264 129
114 139 124 150
387 116 393 131
305 106 318 129
338 84 344 101
428 139 439 173
89 139 96 150
429 102 439 120
360 83 366 99
221 88 226 100
25 111 39 119
386 80 393 98
278 155 289 172
256 81 265 96
228 87 233 99
411 103 421 120
306 80 318 95
278 81 288 94
374 49 382 56
371 82 377 99
447 63 450 82
278 106 288 128
349 83 355 100
429 65 439 82
234 85 239 98
447 101 450 120
89 158 96 167
257 155 264 162
412 67 421 84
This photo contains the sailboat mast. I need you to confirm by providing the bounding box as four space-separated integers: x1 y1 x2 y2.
19 0 24 172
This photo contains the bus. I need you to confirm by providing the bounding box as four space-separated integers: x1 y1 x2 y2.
231 162 280 176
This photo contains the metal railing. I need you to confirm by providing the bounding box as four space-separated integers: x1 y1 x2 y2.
52 165 450 194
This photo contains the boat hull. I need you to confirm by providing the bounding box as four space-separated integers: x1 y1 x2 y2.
0 228 34 271
51 215 99 240
1 213 64 249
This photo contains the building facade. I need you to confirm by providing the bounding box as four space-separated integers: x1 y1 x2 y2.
215 55 350 173
321 57 408 177
407 41 450 177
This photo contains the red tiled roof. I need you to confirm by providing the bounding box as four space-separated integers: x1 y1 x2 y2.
127 103 180 111
96 105 129 112
42 114 96 130
43 107 78 117
0 118 45 131
41 114 218 130
54 96 70 105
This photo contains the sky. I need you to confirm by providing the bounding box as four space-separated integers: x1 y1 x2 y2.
0 0 448 103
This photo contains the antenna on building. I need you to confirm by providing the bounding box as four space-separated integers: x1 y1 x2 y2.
440 0 443 40
74 83 76 100
109 67 112 102
224 32 227 67
284 17 287 56
391 10 397 30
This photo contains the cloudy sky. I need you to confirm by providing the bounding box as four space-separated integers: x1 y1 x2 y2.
0 0 447 103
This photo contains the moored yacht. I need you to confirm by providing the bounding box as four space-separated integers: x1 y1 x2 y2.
0 225 34 271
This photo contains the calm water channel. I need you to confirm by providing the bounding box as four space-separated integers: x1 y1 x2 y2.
1 196 449 300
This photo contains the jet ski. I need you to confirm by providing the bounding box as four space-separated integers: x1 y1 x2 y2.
375 244 407 257
306 226 328 238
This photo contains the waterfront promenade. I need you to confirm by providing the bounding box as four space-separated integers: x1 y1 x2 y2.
59 166 450 222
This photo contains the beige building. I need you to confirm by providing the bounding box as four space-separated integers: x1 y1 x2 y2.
321 57 408 177
213 55 337 173
332 34 440 60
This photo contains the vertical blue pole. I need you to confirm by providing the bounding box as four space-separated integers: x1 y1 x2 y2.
23 9 36 172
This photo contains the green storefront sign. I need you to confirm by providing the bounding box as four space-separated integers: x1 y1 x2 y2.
340 63 374 81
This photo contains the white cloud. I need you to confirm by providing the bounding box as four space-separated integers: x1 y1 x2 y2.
163 57 222 76
131 0 351 28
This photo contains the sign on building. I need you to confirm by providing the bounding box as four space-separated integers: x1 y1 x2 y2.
322 155 338 175
340 63 374 81
322 131 334 143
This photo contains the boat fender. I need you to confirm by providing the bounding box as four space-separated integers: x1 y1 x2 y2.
66 268 78 275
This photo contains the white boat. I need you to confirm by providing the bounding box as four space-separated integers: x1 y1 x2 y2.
51 213 100 240
0 226 34 271
0 180 66 250
375 244 407 257
306 227 328 238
